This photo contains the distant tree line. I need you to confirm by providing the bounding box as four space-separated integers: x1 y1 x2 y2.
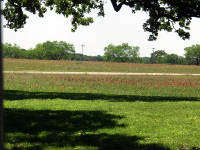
103 43 200 65
3 41 103 62
149 50 187 65
3 41 75 60
3 41 200 65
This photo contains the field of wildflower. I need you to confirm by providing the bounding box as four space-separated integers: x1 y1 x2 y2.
3 58 200 150
4 58 200 73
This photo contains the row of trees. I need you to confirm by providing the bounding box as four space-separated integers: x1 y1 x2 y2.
3 41 103 61
149 50 187 65
103 43 200 65
3 41 200 65
3 41 76 60
150 46 200 65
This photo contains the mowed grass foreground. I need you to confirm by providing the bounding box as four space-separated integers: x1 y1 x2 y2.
4 58 200 73
4 73 200 150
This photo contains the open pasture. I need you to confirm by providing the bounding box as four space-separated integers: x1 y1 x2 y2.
3 72 200 150
3 58 200 73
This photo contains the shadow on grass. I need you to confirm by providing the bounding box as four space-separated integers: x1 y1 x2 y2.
4 90 200 102
5 108 170 150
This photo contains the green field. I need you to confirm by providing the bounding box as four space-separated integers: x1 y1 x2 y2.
4 58 200 73
3 59 200 150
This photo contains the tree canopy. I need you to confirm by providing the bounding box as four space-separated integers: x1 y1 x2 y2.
2 0 200 40
184 44 200 65
29 41 75 60
5 41 200 65
103 43 140 62
150 50 187 64
3 41 76 60
3 43 27 58
150 50 166 64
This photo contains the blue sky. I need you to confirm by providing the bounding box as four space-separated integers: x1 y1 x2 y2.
3 1 200 57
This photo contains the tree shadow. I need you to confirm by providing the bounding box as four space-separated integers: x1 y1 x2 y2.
5 108 124 150
4 90 200 102
4 108 170 150
77 133 170 150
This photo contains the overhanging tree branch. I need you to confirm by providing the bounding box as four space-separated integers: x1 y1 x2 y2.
2 0 200 40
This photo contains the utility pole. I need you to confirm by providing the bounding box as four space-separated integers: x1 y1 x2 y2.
0 1 4 149
151 48 155 64
81 44 85 60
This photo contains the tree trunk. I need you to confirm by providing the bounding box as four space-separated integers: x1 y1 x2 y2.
0 1 4 149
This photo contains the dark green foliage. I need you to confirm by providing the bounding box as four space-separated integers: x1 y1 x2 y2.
2 0 104 32
28 41 75 60
140 57 151 64
5 42 200 65
3 41 76 60
165 54 187 65
150 50 167 64
103 43 140 63
74 53 103 61
150 50 187 65
184 44 200 65
111 0 198 40
2 0 200 40
3 43 28 58
2 42 104 61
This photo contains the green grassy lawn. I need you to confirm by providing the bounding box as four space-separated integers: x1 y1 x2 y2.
4 73 200 150
3 58 200 73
